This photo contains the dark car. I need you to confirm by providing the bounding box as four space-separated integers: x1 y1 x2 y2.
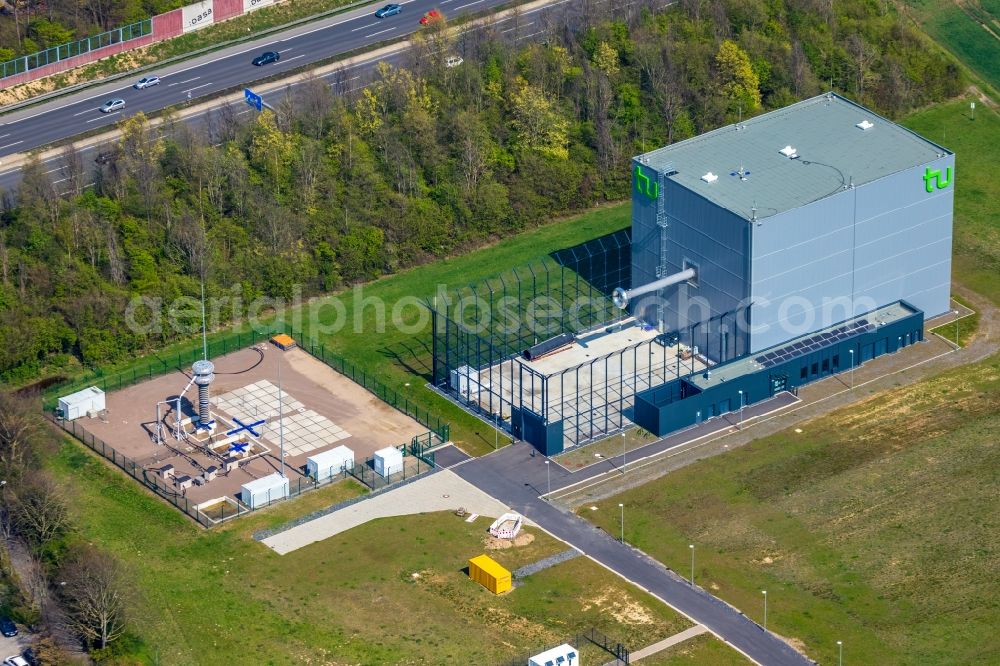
0 616 17 637
374 3 401 17
252 51 280 66
20 648 39 666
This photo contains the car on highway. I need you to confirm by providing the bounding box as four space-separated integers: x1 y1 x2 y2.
0 617 17 637
445 55 463 68
374 3 401 17
252 51 280 66
420 9 441 24
3 655 29 666
133 75 160 89
99 98 125 113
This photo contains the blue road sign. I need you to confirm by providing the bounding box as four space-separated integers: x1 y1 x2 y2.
244 88 262 112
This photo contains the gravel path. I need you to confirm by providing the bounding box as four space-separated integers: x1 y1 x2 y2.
260 469 524 554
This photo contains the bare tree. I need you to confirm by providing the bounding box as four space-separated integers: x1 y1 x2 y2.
0 392 42 476
11 475 71 551
296 72 334 139
847 34 878 98
59 144 85 199
22 552 50 618
60 546 130 650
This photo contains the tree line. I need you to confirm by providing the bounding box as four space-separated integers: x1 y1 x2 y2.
0 392 132 662
0 0 964 383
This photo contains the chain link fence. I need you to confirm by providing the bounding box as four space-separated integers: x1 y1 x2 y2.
46 325 451 525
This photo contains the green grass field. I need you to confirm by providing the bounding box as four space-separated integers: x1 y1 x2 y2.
50 436 689 664
903 97 1000 304
640 634 750 665
42 203 629 456
290 203 630 455
904 0 1000 93
584 355 1000 665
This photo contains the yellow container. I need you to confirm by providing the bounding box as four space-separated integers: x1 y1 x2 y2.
468 554 511 594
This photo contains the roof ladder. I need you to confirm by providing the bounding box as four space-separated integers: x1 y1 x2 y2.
655 171 670 278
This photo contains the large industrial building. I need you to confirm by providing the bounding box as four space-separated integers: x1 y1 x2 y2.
631 91 953 361
433 93 954 454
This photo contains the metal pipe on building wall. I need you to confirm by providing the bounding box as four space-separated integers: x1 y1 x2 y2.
613 267 696 310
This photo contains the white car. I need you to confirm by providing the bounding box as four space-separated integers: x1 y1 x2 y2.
445 55 464 68
100 99 125 113
3 656 29 666
134 75 160 89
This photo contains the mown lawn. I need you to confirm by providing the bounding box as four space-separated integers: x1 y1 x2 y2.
902 97 1000 306
291 203 630 455
46 202 630 456
584 355 1000 665
640 633 750 665
50 433 687 665
903 0 1000 93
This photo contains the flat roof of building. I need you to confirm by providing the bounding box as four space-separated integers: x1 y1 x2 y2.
636 93 950 220
688 301 920 390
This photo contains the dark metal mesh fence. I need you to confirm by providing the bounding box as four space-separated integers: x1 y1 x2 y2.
47 323 450 525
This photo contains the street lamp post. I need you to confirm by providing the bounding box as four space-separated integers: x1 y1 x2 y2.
738 390 744 430
689 544 695 585
837 640 843 666
494 413 499 450
545 460 550 499
619 503 624 543
762 590 767 631
848 349 855 389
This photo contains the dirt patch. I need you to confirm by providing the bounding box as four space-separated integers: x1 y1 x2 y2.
581 587 655 626
968 85 999 110
484 533 535 550
775 633 809 655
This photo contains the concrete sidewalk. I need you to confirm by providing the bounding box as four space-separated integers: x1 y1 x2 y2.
628 624 709 661
260 469 523 554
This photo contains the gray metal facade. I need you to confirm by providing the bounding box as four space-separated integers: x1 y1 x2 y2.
632 170 750 361
629 93 954 359
749 155 954 351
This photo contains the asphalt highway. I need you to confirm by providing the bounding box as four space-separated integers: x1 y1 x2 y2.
0 0 562 191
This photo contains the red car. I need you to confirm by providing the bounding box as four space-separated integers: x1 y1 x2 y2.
419 9 441 24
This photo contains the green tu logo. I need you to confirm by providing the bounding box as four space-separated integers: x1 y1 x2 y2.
635 165 658 200
923 166 952 193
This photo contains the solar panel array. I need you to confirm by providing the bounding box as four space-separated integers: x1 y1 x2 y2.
754 319 872 369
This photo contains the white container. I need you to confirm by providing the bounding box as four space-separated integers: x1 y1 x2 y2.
307 445 355 481
529 644 579 666
58 386 106 420
373 446 404 479
241 473 289 509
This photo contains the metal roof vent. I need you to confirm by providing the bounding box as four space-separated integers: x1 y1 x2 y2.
701 172 719 183
856 119 874 131
778 145 798 159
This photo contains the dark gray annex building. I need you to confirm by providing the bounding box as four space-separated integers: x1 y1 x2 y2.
630 91 954 362
431 93 954 455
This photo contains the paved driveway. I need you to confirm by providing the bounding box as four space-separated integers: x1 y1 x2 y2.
0 625 31 662
454 451 812 666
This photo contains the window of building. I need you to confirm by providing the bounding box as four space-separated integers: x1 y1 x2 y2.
800 366 808 379
822 358 830 372
811 362 819 376
832 354 840 370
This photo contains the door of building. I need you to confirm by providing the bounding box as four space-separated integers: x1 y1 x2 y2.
770 374 787 395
